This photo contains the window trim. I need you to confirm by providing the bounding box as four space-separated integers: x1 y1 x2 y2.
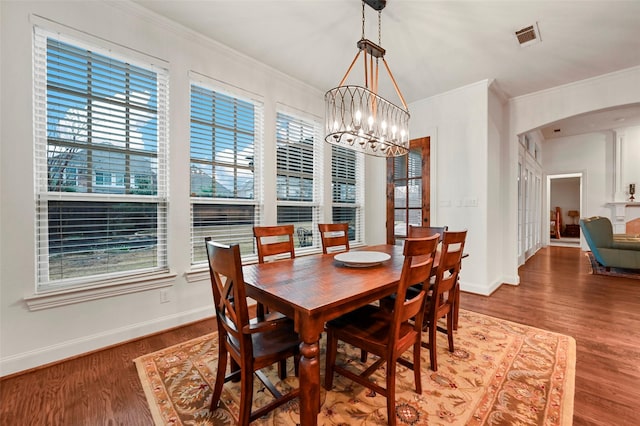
188 74 265 266
31 24 170 300
275 108 323 251
24 271 176 311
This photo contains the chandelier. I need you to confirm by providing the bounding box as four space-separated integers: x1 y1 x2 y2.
325 0 410 157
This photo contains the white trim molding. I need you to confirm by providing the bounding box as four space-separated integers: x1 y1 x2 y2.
25 272 177 311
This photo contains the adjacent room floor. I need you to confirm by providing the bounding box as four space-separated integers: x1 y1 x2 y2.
549 236 580 247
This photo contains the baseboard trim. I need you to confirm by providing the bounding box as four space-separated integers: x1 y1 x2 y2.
461 275 517 296
0 307 211 378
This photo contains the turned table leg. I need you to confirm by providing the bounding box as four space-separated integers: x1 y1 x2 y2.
297 317 323 426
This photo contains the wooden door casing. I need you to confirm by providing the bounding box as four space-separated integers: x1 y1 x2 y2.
386 137 431 245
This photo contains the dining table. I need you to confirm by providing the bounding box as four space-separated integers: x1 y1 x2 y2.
241 243 463 425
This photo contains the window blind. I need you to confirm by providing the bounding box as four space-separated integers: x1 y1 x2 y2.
276 111 322 250
34 28 169 290
331 145 364 244
189 83 263 264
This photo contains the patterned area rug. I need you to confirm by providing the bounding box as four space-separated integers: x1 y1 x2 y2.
585 251 640 279
134 310 575 425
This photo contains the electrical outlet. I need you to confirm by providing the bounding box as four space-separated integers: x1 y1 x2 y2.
160 289 170 303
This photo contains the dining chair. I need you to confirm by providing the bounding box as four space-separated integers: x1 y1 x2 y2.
408 224 448 241
318 222 370 362
408 225 472 332
253 224 296 263
253 225 296 319
205 238 300 425
421 230 467 371
318 222 350 254
379 225 447 310
324 234 439 426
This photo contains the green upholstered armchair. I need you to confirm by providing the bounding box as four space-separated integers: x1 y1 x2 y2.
580 216 640 270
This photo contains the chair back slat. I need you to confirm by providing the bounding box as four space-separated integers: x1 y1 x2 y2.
408 225 448 242
205 237 251 353
390 235 439 343
429 230 467 317
253 225 296 263
318 223 350 254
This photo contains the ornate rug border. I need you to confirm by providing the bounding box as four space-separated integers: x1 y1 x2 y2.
135 348 173 425
134 309 576 425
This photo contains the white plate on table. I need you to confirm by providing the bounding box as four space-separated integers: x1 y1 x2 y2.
334 251 391 267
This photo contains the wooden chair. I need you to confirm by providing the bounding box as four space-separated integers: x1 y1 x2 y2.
324 235 439 426
253 225 296 318
205 238 300 425
318 223 350 254
378 226 445 309
318 223 370 362
408 224 448 241
253 225 296 263
421 230 467 371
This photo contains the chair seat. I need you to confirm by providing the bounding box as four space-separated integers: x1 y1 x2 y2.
327 305 419 356
250 320 300 362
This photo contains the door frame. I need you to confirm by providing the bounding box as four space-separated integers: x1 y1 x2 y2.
385 137 431 245
546 172 583 246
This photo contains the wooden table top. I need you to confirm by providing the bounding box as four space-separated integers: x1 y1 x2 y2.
242 244 405 318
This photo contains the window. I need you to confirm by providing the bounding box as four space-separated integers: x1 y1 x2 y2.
34 28 169 291
331 145 364 243
392 145 423 237
276 111 321 249
189 82 263 264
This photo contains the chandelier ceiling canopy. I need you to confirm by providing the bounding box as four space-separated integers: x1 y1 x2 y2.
325 0 410 157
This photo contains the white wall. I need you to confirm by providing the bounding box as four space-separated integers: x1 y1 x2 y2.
488 86 509 285
543 125 640 243
504 66 640 282
406 80 507 295
364 155 387 245
620 126 640 194
0 1 331 376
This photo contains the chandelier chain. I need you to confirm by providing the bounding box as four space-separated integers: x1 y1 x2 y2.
361 1 366 40
378 10 381 45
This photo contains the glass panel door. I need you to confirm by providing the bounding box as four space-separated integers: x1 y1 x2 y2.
386 137 430 244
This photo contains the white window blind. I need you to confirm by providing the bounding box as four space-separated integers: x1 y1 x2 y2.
190 82 263 264
331 145 364 244
34 28 169 291
276 111 322 250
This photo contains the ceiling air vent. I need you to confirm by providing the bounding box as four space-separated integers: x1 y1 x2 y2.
515 23 541 47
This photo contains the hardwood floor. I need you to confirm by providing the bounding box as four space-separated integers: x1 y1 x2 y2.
1 246 638 425
462 246 640 426
0 319 217 425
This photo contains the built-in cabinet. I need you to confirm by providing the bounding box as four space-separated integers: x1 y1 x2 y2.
518 137 542 266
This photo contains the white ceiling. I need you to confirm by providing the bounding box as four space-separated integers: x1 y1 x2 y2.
133 0 640 137
539 104 640 139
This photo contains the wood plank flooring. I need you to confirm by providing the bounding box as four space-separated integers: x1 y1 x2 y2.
1 246 639 425
462 246 640 426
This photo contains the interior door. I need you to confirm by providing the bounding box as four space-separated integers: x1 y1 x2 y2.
386 137 431 245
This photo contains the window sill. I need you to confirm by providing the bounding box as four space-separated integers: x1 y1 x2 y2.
24 271 177 311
